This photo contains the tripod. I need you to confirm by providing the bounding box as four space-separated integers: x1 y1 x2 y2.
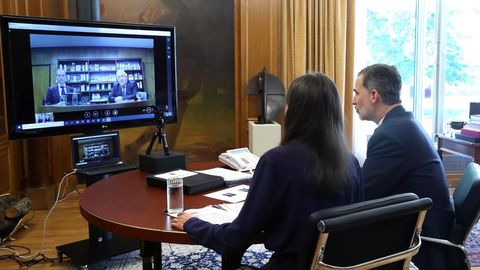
145 108 169 156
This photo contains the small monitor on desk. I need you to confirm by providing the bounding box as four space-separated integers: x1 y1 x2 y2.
71 131 138 177
71 131 122 169
470 102 480 119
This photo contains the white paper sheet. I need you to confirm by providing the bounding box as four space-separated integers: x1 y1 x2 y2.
186 202 244 224
203 184 250 203
154 169 197 180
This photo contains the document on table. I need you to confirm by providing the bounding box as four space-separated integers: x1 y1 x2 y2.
204 184 250 203
196 167 253 185
185 202 244 224
153 169 198 179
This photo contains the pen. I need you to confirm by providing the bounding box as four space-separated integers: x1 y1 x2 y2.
211 204 227 211
164 211 180 218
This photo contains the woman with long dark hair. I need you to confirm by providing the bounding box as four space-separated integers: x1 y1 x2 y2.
172 72 363 269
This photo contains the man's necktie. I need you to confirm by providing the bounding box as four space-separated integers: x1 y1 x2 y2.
122 86 126 96
61 86 65 95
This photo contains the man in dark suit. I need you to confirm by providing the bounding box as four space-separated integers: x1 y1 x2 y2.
109 69 138 103
353 63 454 270
44 68 75 105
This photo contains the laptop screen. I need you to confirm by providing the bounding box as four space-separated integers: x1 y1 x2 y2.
71 131 122 169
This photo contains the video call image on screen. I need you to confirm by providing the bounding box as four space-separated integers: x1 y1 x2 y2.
1 16 178 139
79 140 113 163
32 34 156 124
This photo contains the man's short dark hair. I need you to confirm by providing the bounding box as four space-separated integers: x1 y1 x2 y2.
358 64 402 105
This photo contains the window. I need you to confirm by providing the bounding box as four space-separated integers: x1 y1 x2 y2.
353 0 480 165
440 1 480 127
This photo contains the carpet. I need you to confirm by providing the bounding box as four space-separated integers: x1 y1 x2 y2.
73 244 272 270
70 222 480 269
467 221 480 266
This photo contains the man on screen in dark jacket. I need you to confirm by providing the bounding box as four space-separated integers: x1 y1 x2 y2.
109 69 138 103
44 68 75 105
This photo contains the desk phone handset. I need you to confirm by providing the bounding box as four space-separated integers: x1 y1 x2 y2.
219 147 260 172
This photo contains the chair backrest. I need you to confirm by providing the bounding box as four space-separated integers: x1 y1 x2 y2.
296 193 420 269
297 194 432 270
450 162 480 244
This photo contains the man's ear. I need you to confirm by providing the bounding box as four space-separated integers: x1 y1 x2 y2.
370 89 381 103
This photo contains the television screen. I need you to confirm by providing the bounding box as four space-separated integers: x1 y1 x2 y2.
0 15 178 140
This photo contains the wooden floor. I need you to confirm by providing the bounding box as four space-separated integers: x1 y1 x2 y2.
1 185 480 270
0 187 88 270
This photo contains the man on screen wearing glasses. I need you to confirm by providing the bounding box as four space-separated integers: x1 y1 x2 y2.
109 69 138 103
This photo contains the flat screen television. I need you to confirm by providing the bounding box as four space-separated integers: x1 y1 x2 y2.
0 15 178 140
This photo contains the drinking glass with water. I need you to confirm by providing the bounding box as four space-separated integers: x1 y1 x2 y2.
167 177 184 215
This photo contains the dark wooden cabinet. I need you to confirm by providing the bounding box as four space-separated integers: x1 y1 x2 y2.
437 135 480 163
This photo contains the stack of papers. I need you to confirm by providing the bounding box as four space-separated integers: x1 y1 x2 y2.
186 202 244 224
184 184 250 224
196 167 253 185
164 181 250 224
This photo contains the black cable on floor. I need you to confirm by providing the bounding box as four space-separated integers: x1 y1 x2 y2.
0 244 55 267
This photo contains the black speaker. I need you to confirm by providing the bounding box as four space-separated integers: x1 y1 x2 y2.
138 151 187 174
247 68 285 124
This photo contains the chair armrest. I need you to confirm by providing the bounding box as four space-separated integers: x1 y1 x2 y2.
420 236 466 252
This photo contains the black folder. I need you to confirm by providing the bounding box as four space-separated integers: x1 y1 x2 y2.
146 172 224 195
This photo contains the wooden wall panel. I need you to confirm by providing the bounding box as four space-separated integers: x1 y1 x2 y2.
0 142 11 194
0 0 69 17
237 0 283 147
0 0 72 194
0 78 5 136
0 132 24 194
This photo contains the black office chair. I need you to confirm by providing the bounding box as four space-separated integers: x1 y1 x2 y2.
296 193 432 270
421 161 480 270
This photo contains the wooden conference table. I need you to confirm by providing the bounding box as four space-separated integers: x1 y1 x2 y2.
79 168 227 270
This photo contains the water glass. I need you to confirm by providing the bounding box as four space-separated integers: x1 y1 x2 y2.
72 92 78 105
167 177 184 215
444 122 453 137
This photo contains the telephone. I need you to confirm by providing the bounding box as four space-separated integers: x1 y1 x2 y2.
219 147 260 172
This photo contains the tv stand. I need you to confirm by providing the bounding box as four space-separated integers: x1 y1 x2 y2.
56 173 139 267
56 234 139 266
